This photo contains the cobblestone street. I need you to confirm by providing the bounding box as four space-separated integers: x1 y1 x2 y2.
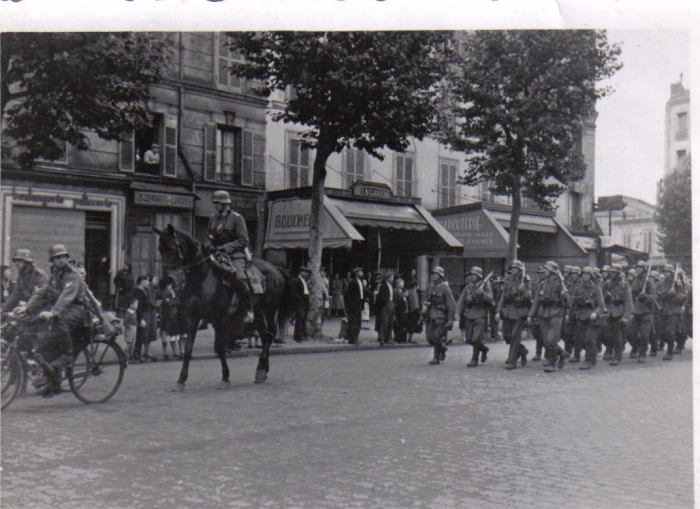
1 339 693 508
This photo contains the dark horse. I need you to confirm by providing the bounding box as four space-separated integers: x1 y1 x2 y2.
155 224 288 390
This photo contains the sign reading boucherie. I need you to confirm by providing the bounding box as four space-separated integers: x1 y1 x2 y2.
436 208 509 255
134 191 194 209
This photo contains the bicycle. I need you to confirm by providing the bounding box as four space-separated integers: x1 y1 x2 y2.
1 310 127 410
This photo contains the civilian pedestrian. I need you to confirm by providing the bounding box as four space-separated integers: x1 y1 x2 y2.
291 265 311 343
113 263 134 317
374 273 396 345
122 298 138 362
405 275 422 343
159 277 181 360
330 273 344 318
344 267 366 345
134 275 159 362
392 278 408 343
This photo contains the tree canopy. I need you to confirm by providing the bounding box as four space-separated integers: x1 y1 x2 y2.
435 30 621 261
228 31 453 336
1 32 168 167
656 157 691 269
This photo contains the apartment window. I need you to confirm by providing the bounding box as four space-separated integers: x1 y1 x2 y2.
677 150 687 167
217 33 243 91
288 137 310 188
344 148 365 189
120 114 177 177
438 159 458 208
479 180 495 203
677 112 688 140
37 139 69 165
203 124 262 186
395 153 415 197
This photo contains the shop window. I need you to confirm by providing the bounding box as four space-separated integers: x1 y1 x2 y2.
344 148 365 189
217 33 244 92
203 124 262 186
288 137 310 188
395 153 414 197
677 112 688 140
438 159 458 208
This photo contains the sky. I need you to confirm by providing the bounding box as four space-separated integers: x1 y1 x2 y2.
595 29 690 206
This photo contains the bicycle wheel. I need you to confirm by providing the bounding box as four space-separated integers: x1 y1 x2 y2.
1 347 24 410
69 340 125 404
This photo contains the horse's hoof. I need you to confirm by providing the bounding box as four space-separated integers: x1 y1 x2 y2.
172 382 185 393
254 370 267 384
217 381 231 390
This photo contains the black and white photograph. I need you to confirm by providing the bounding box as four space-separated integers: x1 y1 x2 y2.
0 1 695 507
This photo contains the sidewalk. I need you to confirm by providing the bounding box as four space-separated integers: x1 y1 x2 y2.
132 316 440 362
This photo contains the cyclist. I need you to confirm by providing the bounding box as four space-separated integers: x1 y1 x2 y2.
1 248 47 315
21 244 88 398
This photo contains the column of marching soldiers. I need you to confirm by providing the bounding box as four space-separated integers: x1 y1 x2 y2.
422 259 692 371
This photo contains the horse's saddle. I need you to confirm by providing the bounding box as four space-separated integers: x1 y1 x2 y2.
209 252 265 294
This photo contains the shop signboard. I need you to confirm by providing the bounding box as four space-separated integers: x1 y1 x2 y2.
436 208 509 257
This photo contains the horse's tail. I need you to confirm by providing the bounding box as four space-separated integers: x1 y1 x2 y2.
273 264 295 332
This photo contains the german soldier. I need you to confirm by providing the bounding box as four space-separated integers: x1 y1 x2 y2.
496 260 531 370
23 244 88 397
528 261 569 373
423 266 456 365
569 267 606 370
656 264 688 361
528 265 548 361
205 190 254 323
604 263 633 366
563 266 582 360
626 260 657 362
457 266 493 368
1 248 47 315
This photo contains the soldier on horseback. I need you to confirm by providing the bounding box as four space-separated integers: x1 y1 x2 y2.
204 190 255 324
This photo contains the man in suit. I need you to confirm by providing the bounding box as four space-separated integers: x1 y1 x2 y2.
291 265 311 343
344 267 366 345
374 273 396 345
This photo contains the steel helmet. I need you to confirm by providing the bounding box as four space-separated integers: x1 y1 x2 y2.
212 190 232 204
432 266 445 278
570 266 581 275
11 248 34 263
469 266 483 278
49 244 70 260
636 260 649 271
582 267 595 276
510 260 524 271
544 261 559 273
662 264 675 273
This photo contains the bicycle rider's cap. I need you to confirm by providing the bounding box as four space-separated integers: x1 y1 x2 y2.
49 244 70 260
11 248 34 263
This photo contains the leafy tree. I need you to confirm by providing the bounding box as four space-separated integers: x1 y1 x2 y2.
1 32 168 167
656 156 691 272
228 31 452 337
435 30 621 262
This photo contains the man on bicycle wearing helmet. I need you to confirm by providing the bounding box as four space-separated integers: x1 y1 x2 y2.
22 244 87 397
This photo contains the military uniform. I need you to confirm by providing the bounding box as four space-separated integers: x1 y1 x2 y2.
25 246 88 395
424 271 456 365
602 265 633 365
563 268 581 359
568 269 606 369
457 268 494 367
656 266 688 360
496 262 531 369
1 263 47 314
626 263 657 361
528 262 568 372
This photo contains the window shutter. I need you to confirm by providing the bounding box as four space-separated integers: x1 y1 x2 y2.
119 131 135 172
300 145 310 187
218 34 230 87
253 133 266 179
346 149 355 187
203 123 217 182
396 155 404 194
241 130 254 186
163 116 178 178
55 140 68 163
450 164 457 206
289 138 299 188
356 150 364 181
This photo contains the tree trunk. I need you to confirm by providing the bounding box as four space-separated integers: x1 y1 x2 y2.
507 178 522 265
306 138 332 340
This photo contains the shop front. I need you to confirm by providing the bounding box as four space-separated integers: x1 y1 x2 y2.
433 202 588 291
264 183 462 282
126 182 197 279
1 184 126 295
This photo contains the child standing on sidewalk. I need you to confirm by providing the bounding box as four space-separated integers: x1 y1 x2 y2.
123 298 138 362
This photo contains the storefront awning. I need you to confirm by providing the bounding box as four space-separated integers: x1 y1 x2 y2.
264 197 364 250
264 197 462 252
487 209 558 233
